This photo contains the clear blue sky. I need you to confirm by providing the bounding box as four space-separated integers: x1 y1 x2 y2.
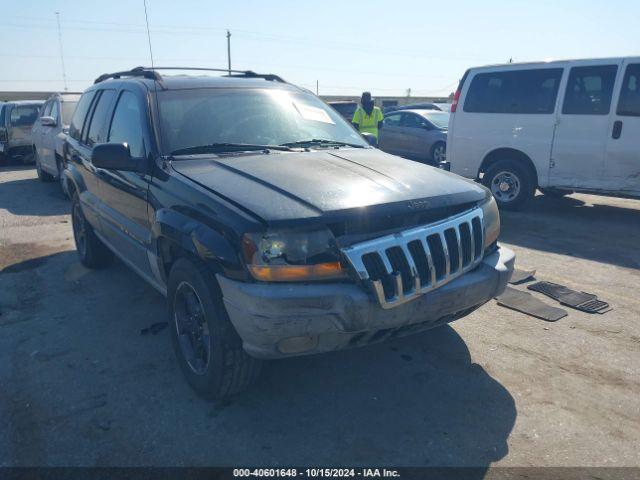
1 0 638 97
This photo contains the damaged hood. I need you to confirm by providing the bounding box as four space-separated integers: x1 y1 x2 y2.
171 148 488 224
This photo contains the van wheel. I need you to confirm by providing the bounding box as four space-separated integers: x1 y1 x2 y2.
431 142 447 163
168 258 262 400
71 192 112 268
483 160 534 210
35 150 54 182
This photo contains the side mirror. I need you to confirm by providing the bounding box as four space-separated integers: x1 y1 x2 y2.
40 116 57 127
361 132 378 147
92 143 137 171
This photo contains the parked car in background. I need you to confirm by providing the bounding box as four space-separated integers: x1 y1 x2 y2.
447 56 640 209
0 100 43 163
64 67 513 399
32 93 80 192
378 109 448 164
434 102 452 112
327 100 358 121
384 102 442 114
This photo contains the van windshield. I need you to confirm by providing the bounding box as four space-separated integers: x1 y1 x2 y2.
157 88 367 155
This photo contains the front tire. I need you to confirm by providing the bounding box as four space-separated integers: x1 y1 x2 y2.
71 192 112 268
483 159 535 211
167 258 262 399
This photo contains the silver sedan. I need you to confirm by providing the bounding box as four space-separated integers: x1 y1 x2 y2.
378 109 448 164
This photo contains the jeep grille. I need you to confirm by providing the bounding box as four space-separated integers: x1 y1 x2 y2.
341 208 484 309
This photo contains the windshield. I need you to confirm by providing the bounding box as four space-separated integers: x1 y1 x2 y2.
157 88 367 155
61 101 78 125
419 111 450 129
10 105 40 127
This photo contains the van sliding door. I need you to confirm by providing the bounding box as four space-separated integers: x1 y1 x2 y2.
550 62 620 190
605 61 640 195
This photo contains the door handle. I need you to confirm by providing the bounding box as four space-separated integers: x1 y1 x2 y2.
612 120 623 139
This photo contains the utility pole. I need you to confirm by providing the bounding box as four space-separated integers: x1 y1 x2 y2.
227 30 232 74
55 12 68 91
316 80 319 96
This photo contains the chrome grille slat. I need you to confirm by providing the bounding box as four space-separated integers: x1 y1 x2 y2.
342 207 485 309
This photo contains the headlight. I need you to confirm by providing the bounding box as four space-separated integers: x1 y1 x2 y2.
242 229 346 282
481 195 501 248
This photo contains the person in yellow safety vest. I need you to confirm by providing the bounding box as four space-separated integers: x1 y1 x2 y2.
352 91 384 144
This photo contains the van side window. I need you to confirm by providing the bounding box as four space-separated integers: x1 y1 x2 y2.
464 68 563 114
562 65 618 115
69 91 97 141
617 64 640 117
108 91 145 158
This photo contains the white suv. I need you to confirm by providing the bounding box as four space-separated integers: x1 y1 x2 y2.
447 57 640 209
32 93 80 192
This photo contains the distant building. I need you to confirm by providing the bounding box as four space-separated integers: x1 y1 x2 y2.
321 95 449 109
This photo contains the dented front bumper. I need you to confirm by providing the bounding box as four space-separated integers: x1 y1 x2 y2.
217 246 515 359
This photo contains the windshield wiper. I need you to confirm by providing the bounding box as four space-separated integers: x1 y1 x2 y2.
280 139 366 149
170 143 294 156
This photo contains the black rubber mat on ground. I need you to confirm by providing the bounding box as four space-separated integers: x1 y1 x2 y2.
527 281 611 314
509 268 536 285
496 286 568 322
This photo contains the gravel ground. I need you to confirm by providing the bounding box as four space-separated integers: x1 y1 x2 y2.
1 165 639 467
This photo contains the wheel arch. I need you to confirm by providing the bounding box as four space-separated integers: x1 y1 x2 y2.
152 209 245 285
478 148 539 188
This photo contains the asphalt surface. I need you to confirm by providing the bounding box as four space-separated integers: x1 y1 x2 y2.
1 165 639 467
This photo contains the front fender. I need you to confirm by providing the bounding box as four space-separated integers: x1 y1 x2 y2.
152 208 244 280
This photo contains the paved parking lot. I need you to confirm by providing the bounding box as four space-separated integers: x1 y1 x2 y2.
1 165 639 467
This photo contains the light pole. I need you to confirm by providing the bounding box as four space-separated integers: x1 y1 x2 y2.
227 30 232 74
55 12 68 91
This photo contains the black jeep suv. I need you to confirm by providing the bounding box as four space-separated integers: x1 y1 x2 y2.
64 67 514 399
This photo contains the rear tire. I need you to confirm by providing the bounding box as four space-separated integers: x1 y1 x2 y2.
35 149 54 182
71 192 113 268
167 257 262 399
483 159 535 211
56 156 68 197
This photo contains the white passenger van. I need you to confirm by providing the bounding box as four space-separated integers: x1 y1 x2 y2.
447 57 640 209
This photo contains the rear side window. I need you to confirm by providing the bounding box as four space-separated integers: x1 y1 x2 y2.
69 91 96 141
562 65 618 115
108 91 145 158
617 64 640 117
464 68 563 114
86 90 116 147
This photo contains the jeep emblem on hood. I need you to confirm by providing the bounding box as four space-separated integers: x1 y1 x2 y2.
408 199 431 210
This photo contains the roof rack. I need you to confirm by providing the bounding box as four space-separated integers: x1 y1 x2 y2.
93 66 286 85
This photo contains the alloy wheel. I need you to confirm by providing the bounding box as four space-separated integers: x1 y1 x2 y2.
173 281 211 375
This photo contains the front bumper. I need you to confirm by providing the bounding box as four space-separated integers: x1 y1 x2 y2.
218 245 515 359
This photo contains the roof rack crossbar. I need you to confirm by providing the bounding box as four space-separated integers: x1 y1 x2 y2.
94 66 163 85
93 66 286 85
